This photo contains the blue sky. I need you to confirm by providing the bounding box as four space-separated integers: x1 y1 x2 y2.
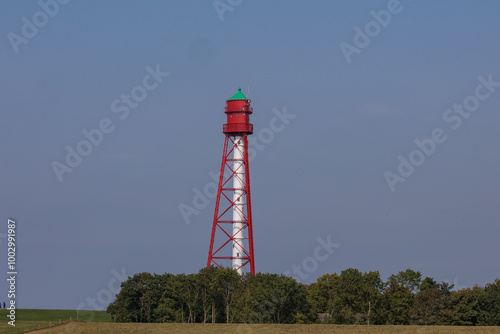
1 0 499 309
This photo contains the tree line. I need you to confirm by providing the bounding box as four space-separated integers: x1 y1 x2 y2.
106 267 500 326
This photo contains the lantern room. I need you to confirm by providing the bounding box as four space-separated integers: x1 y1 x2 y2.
223 88 253 135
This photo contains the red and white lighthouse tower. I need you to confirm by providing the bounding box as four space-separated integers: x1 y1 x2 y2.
207 88 255 275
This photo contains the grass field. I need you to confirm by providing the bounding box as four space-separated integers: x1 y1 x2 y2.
0 310 498 333
0 309 110 333
35 323 500 334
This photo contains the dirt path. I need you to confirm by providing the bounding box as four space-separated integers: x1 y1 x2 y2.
28 322 78 333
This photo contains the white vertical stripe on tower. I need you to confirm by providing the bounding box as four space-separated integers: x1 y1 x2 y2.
232 136 244 274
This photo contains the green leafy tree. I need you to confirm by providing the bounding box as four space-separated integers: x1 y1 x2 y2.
308 270 383 324
107 272 166 323
234 273 308 324
311 273 341 321
241 273 275 323
306 280 329 321
419 277 454 295
165 274 200 323
154 293 182 323
327 269 384 325
106 267 499 326
214 267 241 323
381 284 414 325
387 269 422 294
480 279 500 325
271 275 309 324
197 266 219 323
438 281 500 326
410 287 443 325
361 271 385 325
455 287 482 325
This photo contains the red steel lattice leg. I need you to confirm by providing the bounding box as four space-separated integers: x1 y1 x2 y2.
207 134 255 274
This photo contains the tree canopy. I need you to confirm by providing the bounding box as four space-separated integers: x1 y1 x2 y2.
107 267 500 326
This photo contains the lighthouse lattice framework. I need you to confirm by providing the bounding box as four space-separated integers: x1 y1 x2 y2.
207 88 255 275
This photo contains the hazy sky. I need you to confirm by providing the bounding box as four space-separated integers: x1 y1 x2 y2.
1 0 499 310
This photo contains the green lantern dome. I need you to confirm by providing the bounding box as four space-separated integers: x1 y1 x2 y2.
228 87 247 101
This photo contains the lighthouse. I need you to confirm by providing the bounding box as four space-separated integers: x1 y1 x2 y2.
207 88 255 275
